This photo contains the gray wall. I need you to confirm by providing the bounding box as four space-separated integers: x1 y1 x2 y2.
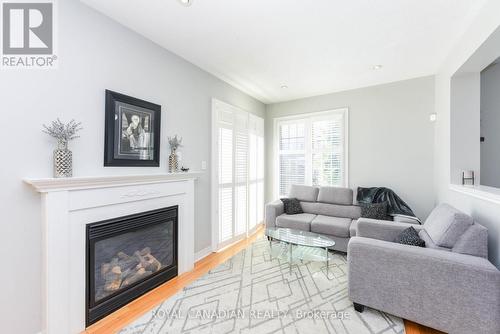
434 0 500 269
481 62 500 187
265 77 436 220
450 73 481 185
0 1 264 333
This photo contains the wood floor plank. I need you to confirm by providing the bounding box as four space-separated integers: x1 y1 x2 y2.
84 225 442 334
404 320 444 334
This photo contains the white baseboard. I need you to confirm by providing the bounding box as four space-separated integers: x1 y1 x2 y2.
195 246 213 262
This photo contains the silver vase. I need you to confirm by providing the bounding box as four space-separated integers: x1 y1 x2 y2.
53 141 73 178
168 149 178 173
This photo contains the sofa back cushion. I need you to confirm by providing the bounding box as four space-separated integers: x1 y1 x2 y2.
289 185 319 202
451 223 488 258
424 203 473 248
418 229 451 251
318 186 353 205
301 202 361 219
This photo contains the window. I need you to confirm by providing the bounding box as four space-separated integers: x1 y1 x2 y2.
274 109 348 197
212 99 265 250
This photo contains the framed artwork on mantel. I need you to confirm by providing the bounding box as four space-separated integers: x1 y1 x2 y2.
104 90 161 167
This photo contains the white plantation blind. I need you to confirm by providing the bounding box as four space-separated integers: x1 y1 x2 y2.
276 109 347 197
234 112 248 236
312 116 344 187
213 99 265 249
248 114 265 230
278 122 306 196
218 126 233 243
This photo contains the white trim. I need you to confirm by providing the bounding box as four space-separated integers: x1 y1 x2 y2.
211 98 219 252
24 172 203 192
449 183 500 205
272 108 349 199
194 246 213 262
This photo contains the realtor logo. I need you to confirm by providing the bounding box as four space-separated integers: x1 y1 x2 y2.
1 1 57 68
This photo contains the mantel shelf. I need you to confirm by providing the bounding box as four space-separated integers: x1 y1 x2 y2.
24 171 204 192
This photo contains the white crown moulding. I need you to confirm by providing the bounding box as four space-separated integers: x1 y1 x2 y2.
24 171 204 192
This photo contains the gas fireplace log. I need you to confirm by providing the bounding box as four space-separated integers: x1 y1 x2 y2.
101 253 139 276
121 267 152 287
103 265 122 292
100 248 162 292
116 252 140 271
134 248 162 272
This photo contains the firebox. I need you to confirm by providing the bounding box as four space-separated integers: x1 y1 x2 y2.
86 206 178 326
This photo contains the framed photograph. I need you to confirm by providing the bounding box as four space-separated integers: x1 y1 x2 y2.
104 90 161 166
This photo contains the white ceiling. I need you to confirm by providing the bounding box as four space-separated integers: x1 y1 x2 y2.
80 0 488 104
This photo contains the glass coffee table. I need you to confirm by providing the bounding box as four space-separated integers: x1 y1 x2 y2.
265 227 336 278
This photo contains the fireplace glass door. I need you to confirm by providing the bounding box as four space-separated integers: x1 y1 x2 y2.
86 206 178 325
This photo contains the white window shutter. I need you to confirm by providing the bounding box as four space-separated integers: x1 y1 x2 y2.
278 122 306 197
234 111 248 235
312 115 344 187
213 99 265 248
218 126 233 242
276 109 347 198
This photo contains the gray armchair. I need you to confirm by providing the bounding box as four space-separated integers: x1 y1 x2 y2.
348 204 500 334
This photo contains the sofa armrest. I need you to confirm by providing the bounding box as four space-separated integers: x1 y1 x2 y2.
356 218 423 242
348 237 500 334
265 200 284 228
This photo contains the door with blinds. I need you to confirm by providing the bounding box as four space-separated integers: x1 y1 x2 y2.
212 99 265 250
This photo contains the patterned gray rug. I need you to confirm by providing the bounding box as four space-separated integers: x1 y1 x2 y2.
119 237 405 334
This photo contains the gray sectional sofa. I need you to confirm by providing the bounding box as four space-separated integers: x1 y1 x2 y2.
265 184 361 252
348 203 500 334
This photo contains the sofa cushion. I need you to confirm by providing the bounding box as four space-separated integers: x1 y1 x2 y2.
311 215 352 238
317 186 353 205
349 219 358 237
276 213 316 231
360 202 389 220
452 223 488 258
418 230 451 251
280 198 303 214
289 185 319 202
395 227 425 247
424 204 473 248
301 202 361 219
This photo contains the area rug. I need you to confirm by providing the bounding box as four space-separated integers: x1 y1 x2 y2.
119 237 405 334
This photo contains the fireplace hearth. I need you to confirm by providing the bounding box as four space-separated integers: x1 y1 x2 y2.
86 206 178 326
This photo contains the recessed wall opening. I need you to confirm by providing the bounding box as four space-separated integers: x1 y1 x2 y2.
450 25 500 191
480 56 500 188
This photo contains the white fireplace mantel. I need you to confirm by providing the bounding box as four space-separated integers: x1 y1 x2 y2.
25 172 202 334
24 171 203 192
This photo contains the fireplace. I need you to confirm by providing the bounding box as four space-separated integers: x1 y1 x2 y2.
86 206 178 326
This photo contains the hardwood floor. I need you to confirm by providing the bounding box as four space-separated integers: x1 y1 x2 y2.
404 321 444 334
84 225 443 334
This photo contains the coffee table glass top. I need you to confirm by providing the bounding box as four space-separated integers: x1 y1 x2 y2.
265 227 336 248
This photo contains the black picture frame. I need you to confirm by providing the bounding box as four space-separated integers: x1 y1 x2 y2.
104 90 161 167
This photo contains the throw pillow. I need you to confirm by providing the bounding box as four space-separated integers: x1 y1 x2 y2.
395 227 425 247
360 202 388 220
280 198 303 215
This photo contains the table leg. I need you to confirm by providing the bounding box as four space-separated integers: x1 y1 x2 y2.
269 237 272 260
325 247 329 278
289 243 292 274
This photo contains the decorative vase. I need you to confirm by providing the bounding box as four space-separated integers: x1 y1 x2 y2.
53 140 73 178
168 149 179 173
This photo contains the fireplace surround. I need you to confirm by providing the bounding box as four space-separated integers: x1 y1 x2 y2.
86 206 178 325
25 173 201 334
